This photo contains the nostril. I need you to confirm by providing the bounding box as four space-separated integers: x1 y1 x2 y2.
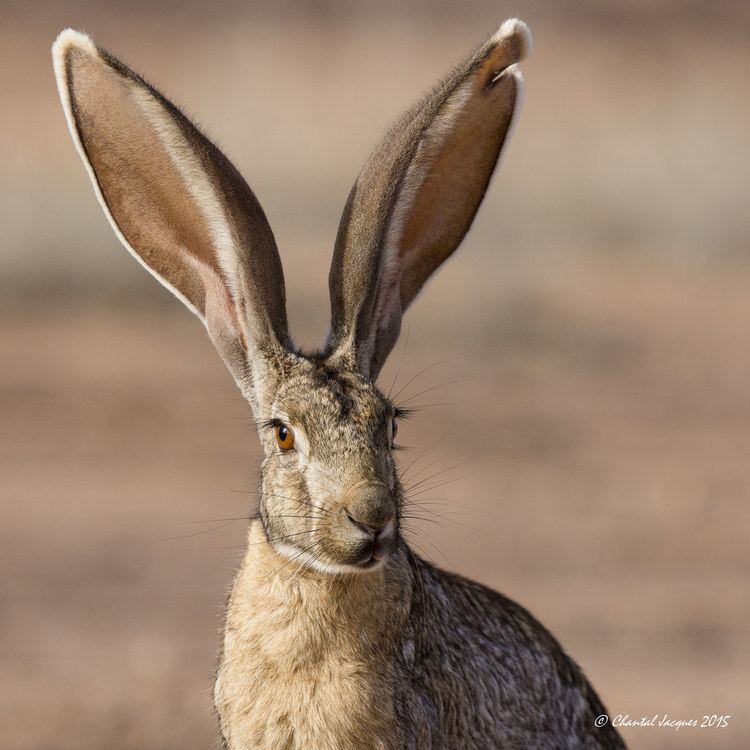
346 512 376 538
346 511 395 540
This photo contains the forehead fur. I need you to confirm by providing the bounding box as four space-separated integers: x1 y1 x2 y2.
274 358 391 439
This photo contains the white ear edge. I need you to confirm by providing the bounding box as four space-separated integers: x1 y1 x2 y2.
494 63 525 164
493 18 533 59
51 28 206 325
52 28 97 62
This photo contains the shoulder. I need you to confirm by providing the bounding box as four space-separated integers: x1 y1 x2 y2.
415 556 560 653
408 556 624 747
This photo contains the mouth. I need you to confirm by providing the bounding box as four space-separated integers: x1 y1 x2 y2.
353 536 391 569
265 516 397 575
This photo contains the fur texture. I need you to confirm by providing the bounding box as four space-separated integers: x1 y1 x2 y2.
213 360 624 749
216 523 623 749
53 19 626 750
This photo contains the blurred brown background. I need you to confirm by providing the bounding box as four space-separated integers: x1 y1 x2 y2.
2 1 749 748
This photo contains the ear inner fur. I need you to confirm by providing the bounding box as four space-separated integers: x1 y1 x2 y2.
396 74 518 308
63 44 219 317
53 30 290 393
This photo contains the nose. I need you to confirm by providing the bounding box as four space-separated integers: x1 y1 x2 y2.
346 512 395 541
343 482 395 541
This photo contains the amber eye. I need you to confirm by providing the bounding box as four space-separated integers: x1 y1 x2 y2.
275 424 295 452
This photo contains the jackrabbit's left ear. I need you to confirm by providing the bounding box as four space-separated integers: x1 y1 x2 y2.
328 19 530 380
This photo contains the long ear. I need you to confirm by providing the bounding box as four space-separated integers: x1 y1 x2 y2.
52 30 289 406
328 19 530 380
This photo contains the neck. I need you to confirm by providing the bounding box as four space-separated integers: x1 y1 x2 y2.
216 521 417 747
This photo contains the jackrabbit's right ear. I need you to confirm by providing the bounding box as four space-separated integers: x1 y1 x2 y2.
328 19 530 380
52 30 289 406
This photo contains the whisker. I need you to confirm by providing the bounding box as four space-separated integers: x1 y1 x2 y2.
176 544 248 553
176 527 321 553
390 356 463 403
405 498 486 516
402 512 490 542
401 450 450 485
402 523 450 567
400 400 462 411
397 439 443 482
386 316 411 399
405 536 434 565
162 514 253 527
403 477 464 498
148 519 240 545
403 460 471 492
399 378 471 406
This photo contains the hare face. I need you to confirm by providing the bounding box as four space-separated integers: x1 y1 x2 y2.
257 358 400 574
54 21 529 570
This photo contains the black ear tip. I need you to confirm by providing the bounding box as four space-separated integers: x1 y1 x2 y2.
492 18 532 63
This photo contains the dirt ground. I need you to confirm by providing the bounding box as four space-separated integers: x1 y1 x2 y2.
3 1 750 748
2 260 749 749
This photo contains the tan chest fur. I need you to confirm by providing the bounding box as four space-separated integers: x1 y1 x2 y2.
215 522 411 750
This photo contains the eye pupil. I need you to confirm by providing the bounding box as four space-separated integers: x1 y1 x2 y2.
391 418 398 443
275 424 295 451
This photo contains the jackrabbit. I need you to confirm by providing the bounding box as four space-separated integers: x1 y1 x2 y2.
53 20 625 749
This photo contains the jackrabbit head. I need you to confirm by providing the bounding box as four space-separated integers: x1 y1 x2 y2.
53 20 530 573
